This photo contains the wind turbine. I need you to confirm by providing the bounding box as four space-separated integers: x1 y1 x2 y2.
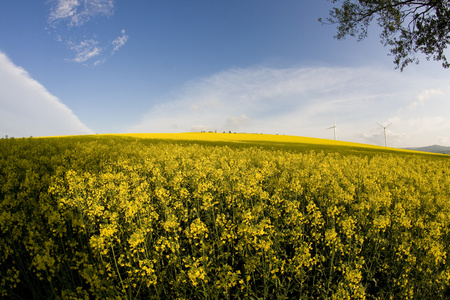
377 123 392 147
326 120 337 140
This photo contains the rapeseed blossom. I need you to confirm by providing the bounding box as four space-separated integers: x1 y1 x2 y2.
0 136 449 299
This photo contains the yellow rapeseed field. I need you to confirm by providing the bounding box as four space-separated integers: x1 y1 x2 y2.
106 132 416 152
1 135 449 299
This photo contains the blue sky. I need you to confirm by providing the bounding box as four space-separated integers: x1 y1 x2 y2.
1 0 449 147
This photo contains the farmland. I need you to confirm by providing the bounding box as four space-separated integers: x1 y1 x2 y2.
1 133 449 299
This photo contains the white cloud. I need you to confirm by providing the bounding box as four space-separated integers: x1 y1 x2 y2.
112 29 129 53
128 65 450 147
409 88 444 109
358 124 409 148
438 136 450 146
48 0 80 24
48 0 114 27
47 0 126 64
93 57 107 65
407 117 450 133
0 52 94 137
68 39 101 63
226 114 251 130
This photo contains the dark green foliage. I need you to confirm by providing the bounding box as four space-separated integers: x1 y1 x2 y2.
321 0 450 70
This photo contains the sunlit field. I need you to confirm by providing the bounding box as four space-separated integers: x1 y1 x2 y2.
108 132 416 151
112 132 358 145
1 134 449 299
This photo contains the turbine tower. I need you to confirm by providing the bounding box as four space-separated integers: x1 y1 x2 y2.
326 120 337 140
377 123 392 147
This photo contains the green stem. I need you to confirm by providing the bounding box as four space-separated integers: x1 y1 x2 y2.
111 244 128 300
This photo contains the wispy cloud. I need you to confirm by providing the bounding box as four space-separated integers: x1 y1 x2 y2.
112 29 129 53
48 0 114 27
47 0 127 64
128 65 450 147
48 0 79 24
0 51 94 137
68 39 101 63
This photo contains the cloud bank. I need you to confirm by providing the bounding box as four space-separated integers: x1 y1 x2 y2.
47 0 128 65
128 66 450 147
0 52 94 137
